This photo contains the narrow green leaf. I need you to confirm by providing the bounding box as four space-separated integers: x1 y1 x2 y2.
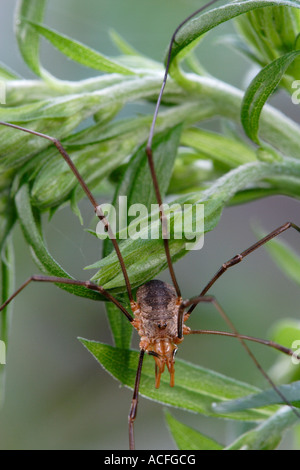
14 184 102 301
0 63 20 80
0 239 14 406
168 0 300 65
14 0 49 78
105 302 132 350
79 339 275 420
26 20 135 75
0 192 16 253
213 381 300 413
181 128 257 168
109 29 140 56
228 187 294 206
167 148 218 195
165 411 223 450
241 49 300 143
0 240 14 346
225 406 298 450
114 125 182 228
184 51 208 76
30 133 138 209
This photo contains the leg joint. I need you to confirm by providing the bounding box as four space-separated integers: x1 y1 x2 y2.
225 253 243 268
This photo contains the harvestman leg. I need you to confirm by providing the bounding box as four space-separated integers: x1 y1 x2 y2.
0 275 133 322
136 0 300 443
0 124 138 307
186 222 300 317
0 119 181 450
0 273 146 451
128 349 145 451
144 0 223 299
177 222 300 416
177 295 300 419
0 3 234 452
0 273 148 449
188 329 299 358
0 119 167 450
0 121 134 304
0 121 146 447
2 0 298 450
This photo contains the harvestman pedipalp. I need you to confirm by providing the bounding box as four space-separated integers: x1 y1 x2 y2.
1 0 300 450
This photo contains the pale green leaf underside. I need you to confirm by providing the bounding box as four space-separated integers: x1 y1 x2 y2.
80 339 277 420
213 381 300 413
225 406 299 450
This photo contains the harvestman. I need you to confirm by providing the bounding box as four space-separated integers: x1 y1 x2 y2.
1 0 300 450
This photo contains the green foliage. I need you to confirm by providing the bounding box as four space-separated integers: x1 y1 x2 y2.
169 1 298 59
164 411 223 450
101 125 182 348
80 339 277 420
241 50 300 143
235 4 300 89
25 20 135 75
224 406 299 450
1 0 300 450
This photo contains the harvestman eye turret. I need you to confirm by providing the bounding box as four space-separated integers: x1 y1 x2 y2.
1 0 300 450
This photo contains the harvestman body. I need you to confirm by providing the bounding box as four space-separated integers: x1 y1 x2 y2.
1 0 300 450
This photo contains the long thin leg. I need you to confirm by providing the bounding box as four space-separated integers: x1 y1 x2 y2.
186 222 300 317
178 295 300 419
128 349 145 450
0 275 133 323
145 0 221 299
0 121 133 303
187 329 299 359
145 146 181 298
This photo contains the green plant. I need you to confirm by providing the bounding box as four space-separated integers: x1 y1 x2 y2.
1 0 300 450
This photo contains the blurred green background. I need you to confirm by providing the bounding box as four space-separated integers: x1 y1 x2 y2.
0 0 300 450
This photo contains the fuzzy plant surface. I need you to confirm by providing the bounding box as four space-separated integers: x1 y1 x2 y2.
1 0 300 450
